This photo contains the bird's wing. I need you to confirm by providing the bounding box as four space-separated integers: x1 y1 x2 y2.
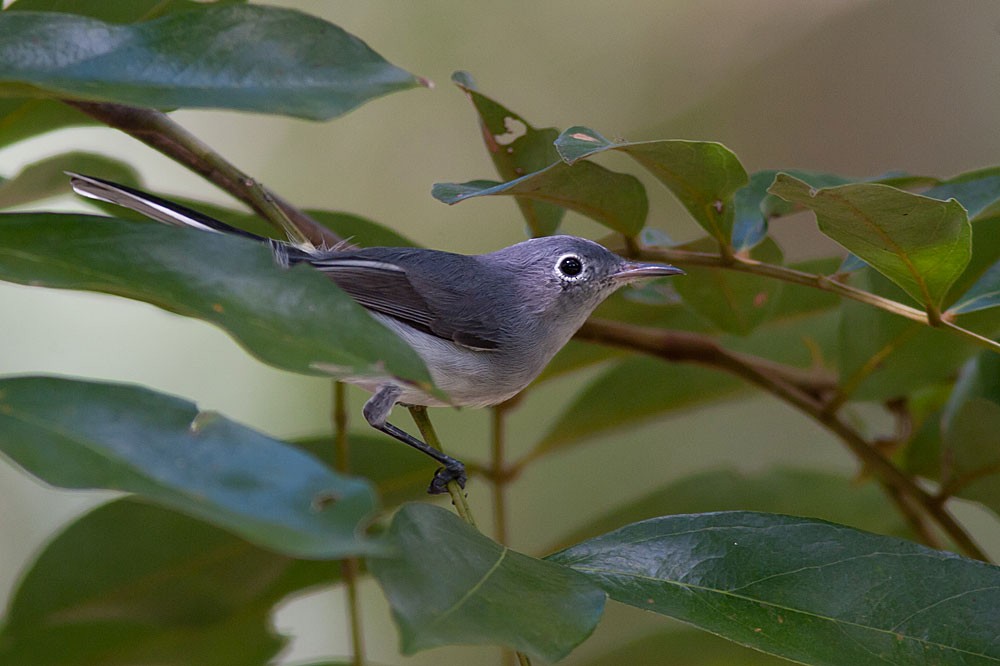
309 253 501 350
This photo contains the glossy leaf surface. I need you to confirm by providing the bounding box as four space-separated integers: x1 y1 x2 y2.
370 503 604 662
0 376 379 558
0 213 431 385
551 511 1000 666
555 467 914 550
0 5 424 120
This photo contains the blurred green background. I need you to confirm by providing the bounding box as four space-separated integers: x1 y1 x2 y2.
2 1 999 663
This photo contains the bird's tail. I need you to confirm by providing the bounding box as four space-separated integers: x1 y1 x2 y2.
67 172 266 242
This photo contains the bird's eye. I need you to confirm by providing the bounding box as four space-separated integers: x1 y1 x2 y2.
557 254 584 278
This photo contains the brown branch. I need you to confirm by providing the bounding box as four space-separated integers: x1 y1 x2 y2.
576 318 837 401
576 317 989 561
62 100 341 248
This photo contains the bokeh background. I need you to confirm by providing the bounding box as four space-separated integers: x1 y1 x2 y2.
2 1 999 663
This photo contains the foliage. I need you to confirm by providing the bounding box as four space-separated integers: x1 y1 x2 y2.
1 3 999 665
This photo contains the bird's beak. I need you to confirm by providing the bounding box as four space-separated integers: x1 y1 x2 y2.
612 261 685 283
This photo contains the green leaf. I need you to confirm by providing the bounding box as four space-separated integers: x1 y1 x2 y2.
530 357 743 459
924 167 1000 221
838 270 978 401
533 340 626 384
5 0 246 22
555 127 748 246
733 169 852 250
0 498 338 665
0 214 431 385
0 98 98 151
920 353 1000 516
0 376 378 559
947 217 1000 315
0 152 139 209
550 511 1000 666
432 159 648 237
555 468 914 551
292 433 434 509
579 628 790 666
769 174 972 311
673 236 784 334
0 5 425 120
451 71 564 236
369 503 605 662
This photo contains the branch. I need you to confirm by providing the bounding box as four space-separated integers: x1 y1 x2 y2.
576 319 837 401
633 246 1000 354
576 318 988 561
62 100 341 248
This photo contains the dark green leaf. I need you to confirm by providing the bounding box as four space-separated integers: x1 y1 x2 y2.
0 98 98 150
673 236 784 334
949 260 1000 315
5 0 245 22
0 5 425 120
924 167 1000 221
0 152 139 209
838 270 978 401
550 511 1000 666
555 468 914 550
0 498 338 665
923 353 1000 516
451 71 564 236
533 340 627 384
0 376 379 558
769 174 972 311
733 169 853 250
369 503 604 662
555 126 748 246
530 357 743 459
433 159 648 237
947 217 1000 315
0 214 431 385
579 628 790 666
292 433 434 508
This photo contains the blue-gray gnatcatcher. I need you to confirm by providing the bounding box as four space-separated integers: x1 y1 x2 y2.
69 173 683 493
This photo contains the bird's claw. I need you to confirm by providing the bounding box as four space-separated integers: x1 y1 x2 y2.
428 463 467 495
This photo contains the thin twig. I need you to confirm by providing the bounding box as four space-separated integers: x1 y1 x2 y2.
634 245 1000 354
62 100 340 248
408 406 477 527
491 405 510 545
333 382 366 666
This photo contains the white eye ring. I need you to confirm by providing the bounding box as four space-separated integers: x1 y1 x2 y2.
555 253 585 280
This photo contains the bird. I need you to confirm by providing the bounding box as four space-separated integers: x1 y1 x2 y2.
68 172 683 493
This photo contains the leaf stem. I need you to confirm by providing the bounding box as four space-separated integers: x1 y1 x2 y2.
634 246 1000 354
333 382 366 666
61 100 340 248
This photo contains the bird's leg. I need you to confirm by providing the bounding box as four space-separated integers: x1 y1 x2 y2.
362 384 467 495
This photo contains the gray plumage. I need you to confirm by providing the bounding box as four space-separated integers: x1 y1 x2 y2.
68 172 683 492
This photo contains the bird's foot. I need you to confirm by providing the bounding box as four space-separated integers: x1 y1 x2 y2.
427 462 467 495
